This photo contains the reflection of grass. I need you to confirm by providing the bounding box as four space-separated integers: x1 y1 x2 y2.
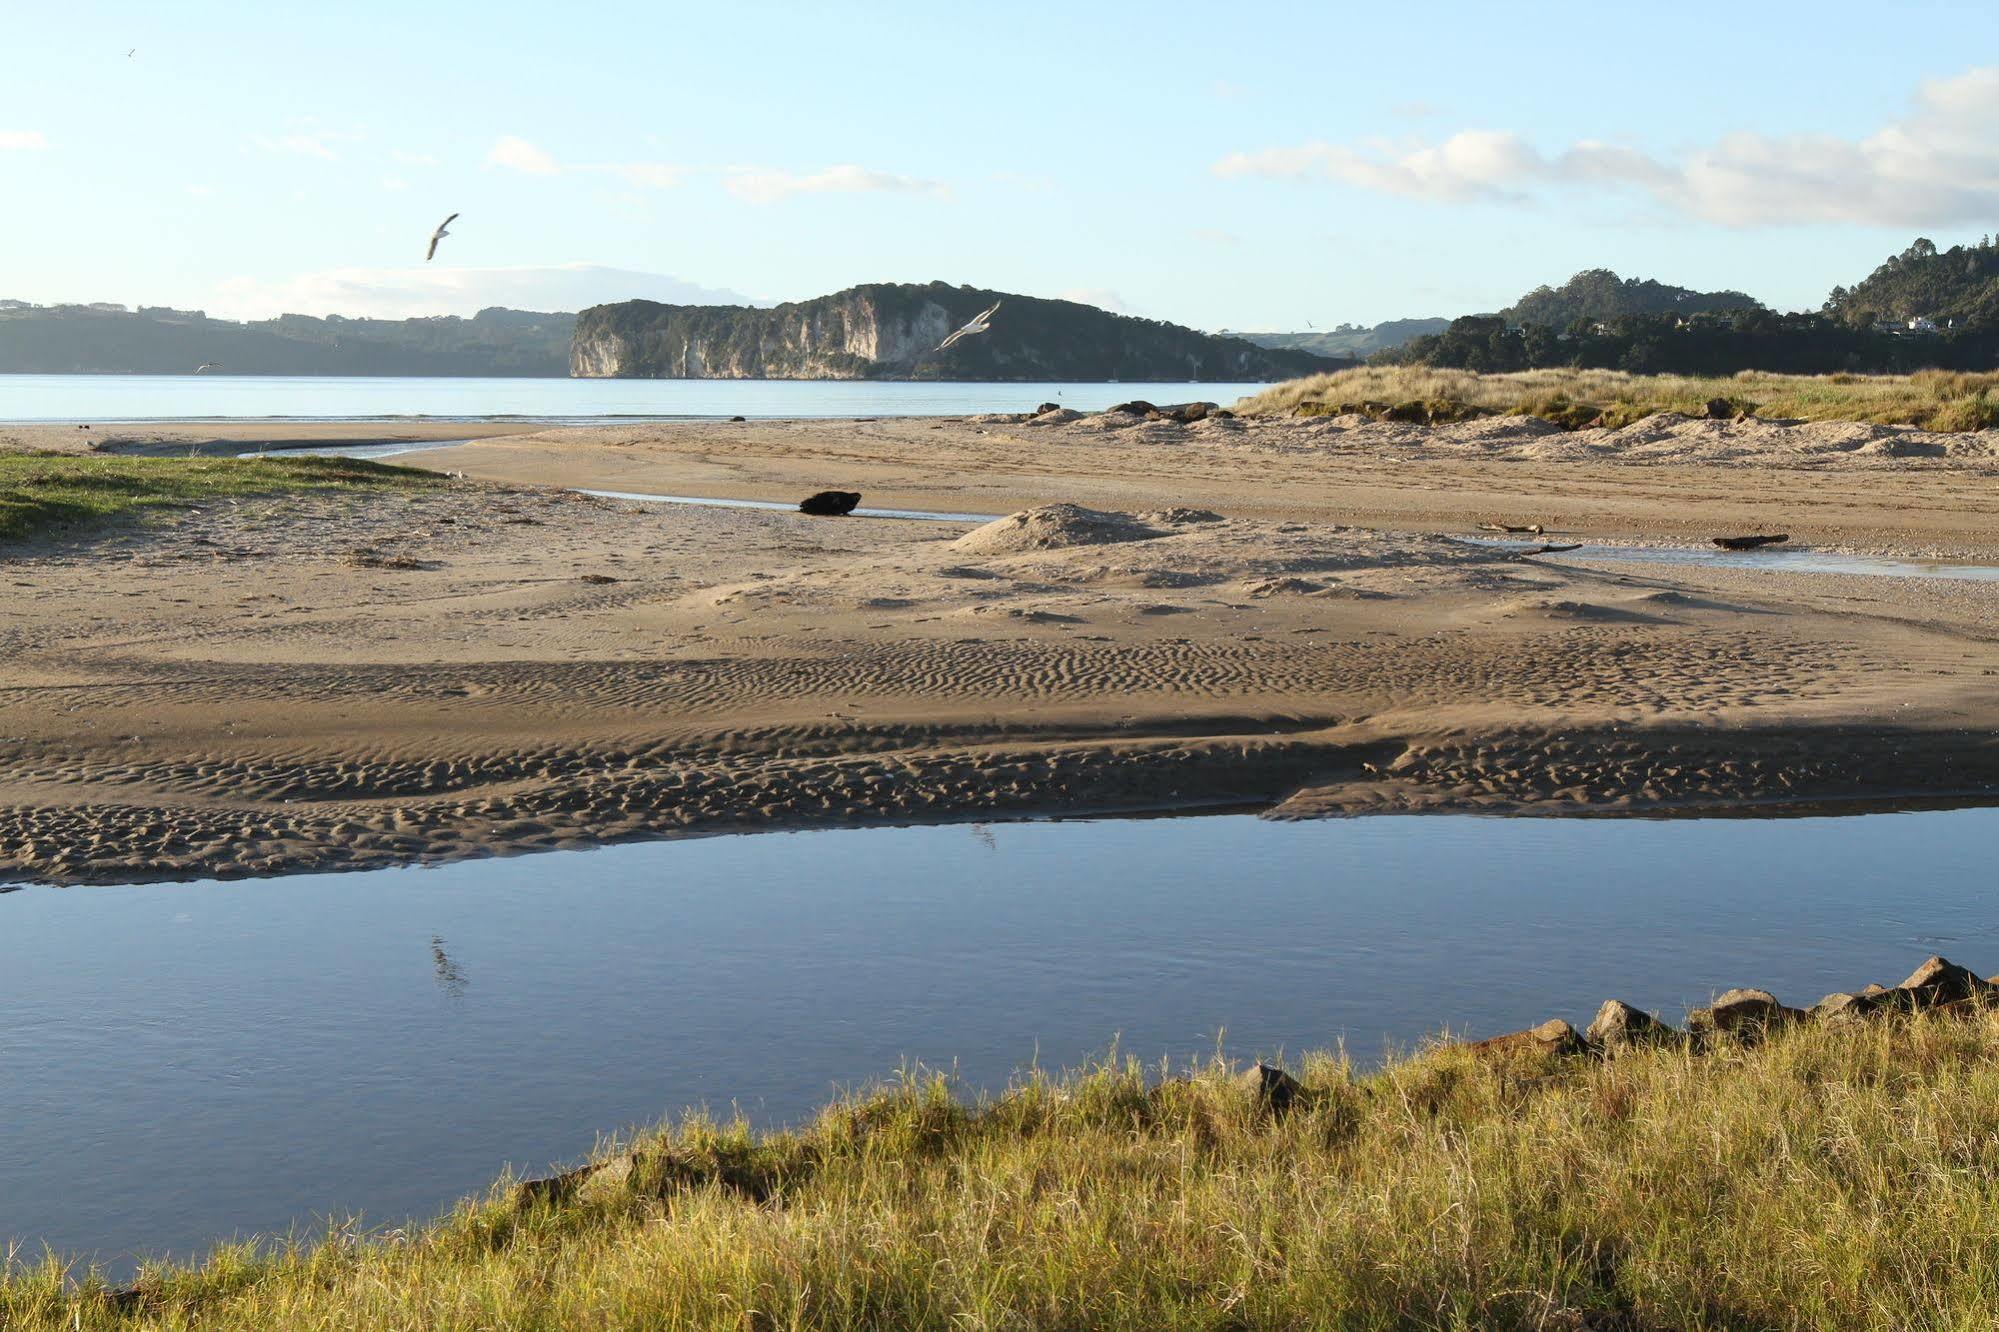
1239 366 1999 431
0 455 439 542
19 1012 1999 1328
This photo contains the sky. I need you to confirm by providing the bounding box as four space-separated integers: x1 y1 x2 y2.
3 0 1997 330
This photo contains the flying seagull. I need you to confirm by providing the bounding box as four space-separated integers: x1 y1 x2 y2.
936 300 1000 352
426 212 459 262
195 362 221 373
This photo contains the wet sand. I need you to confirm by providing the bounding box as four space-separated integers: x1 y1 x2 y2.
1 410 1995 884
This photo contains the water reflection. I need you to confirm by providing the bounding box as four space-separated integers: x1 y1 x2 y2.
430 936 469 1000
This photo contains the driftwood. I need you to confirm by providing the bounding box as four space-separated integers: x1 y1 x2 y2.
1526 542 1583 554
1478 522 1544 535
798 490 862 517
1711 533 1789 551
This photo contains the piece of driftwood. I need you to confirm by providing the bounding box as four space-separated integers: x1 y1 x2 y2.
1478 522 1544 535
798 490 862 516
1711 533 1789 550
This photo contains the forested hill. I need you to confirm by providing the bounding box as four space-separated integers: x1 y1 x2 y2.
1824 237 1999 328
1500 270 1763 326
0 303 575 376
572 283 1345 381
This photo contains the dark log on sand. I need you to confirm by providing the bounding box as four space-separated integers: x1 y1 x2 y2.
1712 534 1789 551
799 491 863 517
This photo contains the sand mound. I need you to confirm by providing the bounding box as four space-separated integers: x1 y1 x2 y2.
1026 407 1085 425
1138 507 1225 526
951 505 1166 555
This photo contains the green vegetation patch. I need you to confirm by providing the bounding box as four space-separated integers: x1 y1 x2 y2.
18 1012 1999 1328
0 454 439 543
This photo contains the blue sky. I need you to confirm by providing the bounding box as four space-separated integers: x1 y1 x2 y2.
3 1 1996 329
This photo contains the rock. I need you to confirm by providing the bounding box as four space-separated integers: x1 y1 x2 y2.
1687 988 1805 1041
798 490 862 517
729 415 747 422
515 1154 635 1210
1237 1062 1303 1113
1812 990 1893 1021
1894 955 1995 1008
1705 397 1733 420
1585 999 1676 1049
1034 402 1061 415
1471 1017 1587 1059
1104 399 1158 416
1155 401 1218 423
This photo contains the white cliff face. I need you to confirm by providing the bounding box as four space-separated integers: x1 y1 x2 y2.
569 333 628 378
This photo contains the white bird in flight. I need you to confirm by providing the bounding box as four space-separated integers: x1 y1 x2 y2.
937 300 1000 352
195 362 221 373
426 212 459 262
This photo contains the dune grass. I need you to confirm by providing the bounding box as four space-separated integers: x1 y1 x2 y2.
0 454 440 543
15 1012 1999 1329
1236 366 1999 432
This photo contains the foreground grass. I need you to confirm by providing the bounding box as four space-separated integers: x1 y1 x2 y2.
1237 365 1999 431
0 454 440 542
16 1013 1999 1329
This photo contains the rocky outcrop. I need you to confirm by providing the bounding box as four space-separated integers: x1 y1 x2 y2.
570 283 1342 381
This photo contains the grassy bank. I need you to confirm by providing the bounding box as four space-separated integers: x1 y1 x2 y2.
1237 366 1999 431
0 454 439 542
16 1007 1999 1329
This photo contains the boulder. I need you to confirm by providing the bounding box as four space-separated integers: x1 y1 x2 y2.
1104 399 1158 416
1471 1017 1587 1059
1687 988 1805 1042
1894 955 1995 1008
1585 999 1676 1050
798 490 862 517
729 414 747 422
1034 401 1062 415
1705 397 1733 420
1237 1062 1303 1114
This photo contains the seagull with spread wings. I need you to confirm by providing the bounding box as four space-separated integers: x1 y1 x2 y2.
426 212 459 262
936 299 1000 352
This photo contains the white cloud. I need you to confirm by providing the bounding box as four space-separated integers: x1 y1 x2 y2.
209 263 755 320
486 135 561 174
484 136 681 189
0 129 47 151
607 162 681 189
254 129 353 161
723 163 948 204
1214 65 1999 228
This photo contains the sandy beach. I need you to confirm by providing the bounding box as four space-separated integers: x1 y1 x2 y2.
2 408 1996 884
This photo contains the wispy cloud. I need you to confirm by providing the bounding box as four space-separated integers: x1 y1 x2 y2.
485 135 681 189
486 135 560 174
1214 65 1999 228
723 163 948 204
210 263 755 320
0 129 47 151
254 130 355 161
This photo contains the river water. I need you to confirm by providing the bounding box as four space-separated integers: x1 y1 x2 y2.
0 374 1270 422
4 808 1995 1273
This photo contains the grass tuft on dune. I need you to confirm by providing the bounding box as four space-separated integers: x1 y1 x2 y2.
0 454 440 543
1238 366 1999 432
16 1011 1999 1329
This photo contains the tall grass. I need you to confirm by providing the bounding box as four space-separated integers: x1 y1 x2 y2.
0 454 440 542
16 1012 1999 1329
1237 366 1999 432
